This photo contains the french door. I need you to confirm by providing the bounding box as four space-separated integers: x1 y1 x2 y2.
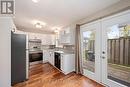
101 11 130 87
80 20 101 83
81 10 130 87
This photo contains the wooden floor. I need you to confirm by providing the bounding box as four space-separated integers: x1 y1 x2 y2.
13 63 104 87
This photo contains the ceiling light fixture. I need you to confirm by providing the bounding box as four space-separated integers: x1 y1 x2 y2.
52 27 61 33
54 29 59 33
32 0 40 3
35 23 42 28
32 20 46 29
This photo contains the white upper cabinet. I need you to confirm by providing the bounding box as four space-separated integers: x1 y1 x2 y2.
41 35 55 45
28 33 55 45
59 27 75 45
28 33 40 39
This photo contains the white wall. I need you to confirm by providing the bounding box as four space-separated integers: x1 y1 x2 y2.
77 0 130 24
0 17 12 87
64 0 130 45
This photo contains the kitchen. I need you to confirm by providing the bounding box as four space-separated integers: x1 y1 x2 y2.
0 0 130 87
11 23 76 85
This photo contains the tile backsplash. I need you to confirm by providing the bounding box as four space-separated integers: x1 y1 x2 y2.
63 45 75 50
41 45 56 49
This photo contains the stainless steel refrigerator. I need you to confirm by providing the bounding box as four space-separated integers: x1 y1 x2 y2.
11 32 27 85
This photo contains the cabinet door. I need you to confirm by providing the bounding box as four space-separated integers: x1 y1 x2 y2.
46 51 54 65
61 55 68 74
43 50 49 62
59 27 74 44
41 35 55 45
59 36 64 43
61 54 64 71
28 33 38 39
50 52 54 65
61 54 75 74
65 35 71 43
65 27 70 34
51 35 55 45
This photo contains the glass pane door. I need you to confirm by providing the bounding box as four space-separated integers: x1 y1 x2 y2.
107 24 130 86
80 21 101 82
101 11 130 87
82 30 95 72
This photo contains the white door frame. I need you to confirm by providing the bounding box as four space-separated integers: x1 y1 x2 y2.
101 10 130 87
80 20 101 83
80 10 130 87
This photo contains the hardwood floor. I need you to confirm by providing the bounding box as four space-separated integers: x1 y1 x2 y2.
13 63 105 87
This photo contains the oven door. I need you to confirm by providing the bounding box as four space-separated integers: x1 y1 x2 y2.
29 52 43 62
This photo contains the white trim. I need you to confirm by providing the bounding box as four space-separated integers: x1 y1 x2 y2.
80 20 102 83
80 10 130 87
101 10 130 21
26 34 29 79
101 11 130 87
80 20 101 29
107 79 128 87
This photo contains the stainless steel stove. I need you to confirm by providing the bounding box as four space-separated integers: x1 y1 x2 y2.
28 39 43 65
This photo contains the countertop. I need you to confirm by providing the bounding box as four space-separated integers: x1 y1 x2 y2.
29 48 75 54
42 48 75 54
54 50 74 54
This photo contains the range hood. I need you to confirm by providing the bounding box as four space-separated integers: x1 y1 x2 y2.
29 39 41 43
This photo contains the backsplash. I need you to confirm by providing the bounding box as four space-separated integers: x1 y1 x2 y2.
41 45 56 49
63 45 75 51
29 39 42 51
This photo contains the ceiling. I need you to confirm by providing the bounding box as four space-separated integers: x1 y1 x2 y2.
14 0 120 33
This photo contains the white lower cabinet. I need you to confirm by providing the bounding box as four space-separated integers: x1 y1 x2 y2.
48 51 54 65
43 50 49 62
43 50 54 65
43 50 75 74
61 54 75 74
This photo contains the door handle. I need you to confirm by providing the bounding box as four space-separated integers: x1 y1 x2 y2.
102 51 105 59
102 51 105 54
102 56 105 59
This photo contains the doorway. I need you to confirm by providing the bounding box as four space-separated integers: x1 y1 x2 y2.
80 10 130 87
80 20 101 83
